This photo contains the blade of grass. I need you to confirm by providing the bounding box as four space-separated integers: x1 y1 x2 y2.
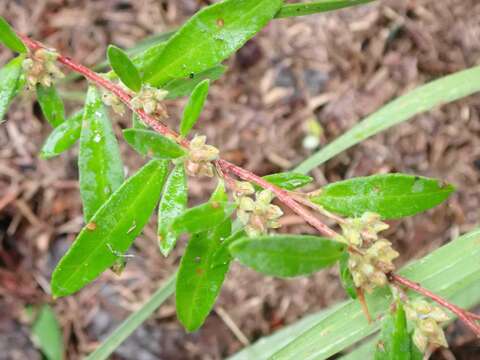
85 272 176 360
275 0 375 19
295 65 480 174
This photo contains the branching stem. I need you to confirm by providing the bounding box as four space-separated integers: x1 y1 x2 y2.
18 33 480 338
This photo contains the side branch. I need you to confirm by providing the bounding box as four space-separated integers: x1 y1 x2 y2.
391 273 480 337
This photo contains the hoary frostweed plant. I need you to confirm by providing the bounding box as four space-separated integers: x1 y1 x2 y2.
1 1 479 358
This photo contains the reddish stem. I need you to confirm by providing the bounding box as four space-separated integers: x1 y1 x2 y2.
391 274 480 337
19 35 188 147
217 159 339 238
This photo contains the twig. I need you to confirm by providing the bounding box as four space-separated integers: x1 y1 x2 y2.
390 274 480 337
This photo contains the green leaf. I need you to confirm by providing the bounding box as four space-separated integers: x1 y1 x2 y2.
132 42 167 76
171 202 229 235
107 45 142 92
0 56 24 123
275 0 375 19
270 227 480 360
142 0 283 86
295 64 480 174
211 228 246 268
374 303 411 360
158 164 188 257
261 172 314 191
40 111 82 158
36 84 65 127
339 253 357 299
229 235 346 277
31 305 64 360
179 79 210 136
0 17 27 53
311 173 454 219
79 86 124 221
51 159 168 297
176 218 232 332
123 128 187 159
164 65 227 99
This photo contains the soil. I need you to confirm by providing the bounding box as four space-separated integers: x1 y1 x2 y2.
0 0 479 359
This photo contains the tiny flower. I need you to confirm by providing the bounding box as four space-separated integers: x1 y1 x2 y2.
185 135 219 178
22 48 64 89
131 85 169 118
405 299 449 352
234 181 255 197
236 189 283 237
101 90 125 115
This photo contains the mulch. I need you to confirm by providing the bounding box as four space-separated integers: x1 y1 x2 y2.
0 0 479 359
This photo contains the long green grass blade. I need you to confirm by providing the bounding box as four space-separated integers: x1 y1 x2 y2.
86 273 176 360
295 65 480 173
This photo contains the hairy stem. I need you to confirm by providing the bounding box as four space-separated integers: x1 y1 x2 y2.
390 273 480 337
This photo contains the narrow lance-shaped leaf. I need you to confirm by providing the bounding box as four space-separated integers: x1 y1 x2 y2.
171 201 230 235
158 163 188 257
0 17 27 53
142 0 283 86
311 173 455 220
0 56 24 123
374 302 415 360
123 128 187 159
339 253 357 300
107 45 142 92
257 172 313 191
229 235 346 277
164 65 227 99
31 305 64 360
180 79 210 136
275 0 374 19
51 160 169 297
36 84 65 127
176 218 232 332
79 86 124 221
40 111 83 158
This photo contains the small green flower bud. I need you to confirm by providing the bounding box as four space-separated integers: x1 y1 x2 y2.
239 197 255 212
22 49 64 89
234 181 255 196
131 85 169 118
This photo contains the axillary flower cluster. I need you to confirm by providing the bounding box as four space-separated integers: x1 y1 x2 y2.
234 181 283 237
185 135 219 177
22 48 64 88
339 212 399 293
404 299 449 352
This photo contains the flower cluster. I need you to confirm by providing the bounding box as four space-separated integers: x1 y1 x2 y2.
101 89 125 115
185 135 219 177
404 299 449 352
342 212 399 293
22 48 64 88
235 182 283 237
131 85 169 119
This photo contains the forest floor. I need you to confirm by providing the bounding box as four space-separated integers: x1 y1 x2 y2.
1 0 480 359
